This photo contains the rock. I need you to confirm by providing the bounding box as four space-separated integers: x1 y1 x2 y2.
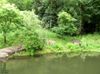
0 53 8 58
71 39 81 45
46 39 56 45
0 49 13 55
0 46 24 60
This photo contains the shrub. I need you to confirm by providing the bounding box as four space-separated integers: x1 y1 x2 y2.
20 11 42 30
22 30 45 53
52 11 77 36
18 11 45 54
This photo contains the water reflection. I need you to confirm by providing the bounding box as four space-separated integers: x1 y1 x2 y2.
0 56 100 74
0 62 8 74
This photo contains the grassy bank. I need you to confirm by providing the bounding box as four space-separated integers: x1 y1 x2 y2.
13 30 100 57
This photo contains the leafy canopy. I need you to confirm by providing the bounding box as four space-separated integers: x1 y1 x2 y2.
0 3 23 44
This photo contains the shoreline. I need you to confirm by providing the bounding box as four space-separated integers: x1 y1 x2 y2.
12 50 100 58
1 47 100 62
0 46 24 62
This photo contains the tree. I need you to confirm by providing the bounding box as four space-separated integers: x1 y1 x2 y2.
77 0 100 33
52 11 77 36
0 4 23 45
33 0 64 28
7 0 33 10
33 0 100 33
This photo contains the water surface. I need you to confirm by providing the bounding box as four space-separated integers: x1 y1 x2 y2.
0 55 100 74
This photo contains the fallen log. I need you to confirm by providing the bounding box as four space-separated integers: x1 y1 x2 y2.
0 45 24 61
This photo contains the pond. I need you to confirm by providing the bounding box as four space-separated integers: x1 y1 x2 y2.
0 55 100 74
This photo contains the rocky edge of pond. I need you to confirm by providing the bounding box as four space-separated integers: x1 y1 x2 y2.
0 46 24 62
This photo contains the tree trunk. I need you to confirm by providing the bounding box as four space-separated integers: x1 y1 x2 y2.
2 31 7 46
78 1 84 34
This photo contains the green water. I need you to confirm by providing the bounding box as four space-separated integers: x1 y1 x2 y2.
0 55 100 74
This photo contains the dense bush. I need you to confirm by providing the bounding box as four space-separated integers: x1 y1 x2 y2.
8 0 33 10
52 11 77 36
23 31 45 52
18 11 45 53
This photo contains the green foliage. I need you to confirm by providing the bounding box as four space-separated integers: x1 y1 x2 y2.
8 0 33 10
65 34 100 52
0 0 100 56
17 11 45 54
33 0 63 28
33 0 100 33
22 30 45 55
0 3 23 45
0 0 7 3
65 0 100 33
66 43 81 52
21 11 42 29
0 7 45 55
45 33 100 54
52 11 77 36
